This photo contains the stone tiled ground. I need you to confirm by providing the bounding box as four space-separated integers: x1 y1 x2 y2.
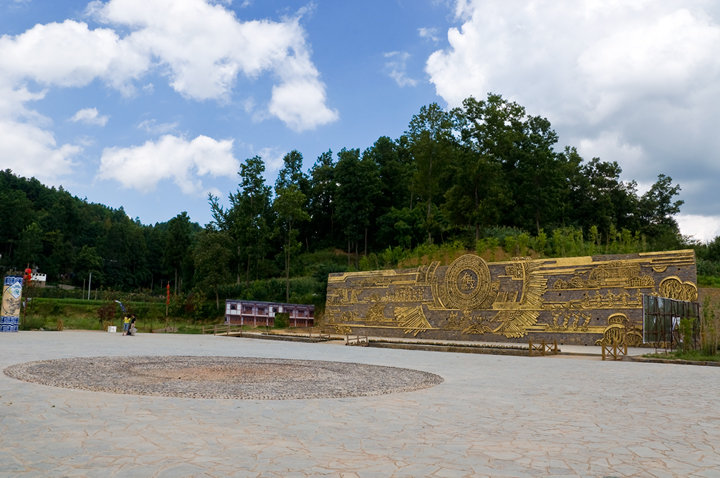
1 331 719 477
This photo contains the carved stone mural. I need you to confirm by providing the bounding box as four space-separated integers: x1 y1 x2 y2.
324 250 697 345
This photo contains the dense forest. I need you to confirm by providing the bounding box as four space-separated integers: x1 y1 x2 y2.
2 94 720 311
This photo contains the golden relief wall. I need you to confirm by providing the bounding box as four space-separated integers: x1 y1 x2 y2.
324 250 697 345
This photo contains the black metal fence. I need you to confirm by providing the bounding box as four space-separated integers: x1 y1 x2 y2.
643 295 700 349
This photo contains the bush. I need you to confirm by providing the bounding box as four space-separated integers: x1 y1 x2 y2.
19 315 46 330
701 297 719 355
679 317 696 353
273 312 289 329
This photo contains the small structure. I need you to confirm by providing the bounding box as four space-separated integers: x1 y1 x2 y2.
225 300 314 328
30 272 47 287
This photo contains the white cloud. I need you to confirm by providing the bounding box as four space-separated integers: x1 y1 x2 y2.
70 107 108 126
0 0 336 188
576 131 647 179
676 214 720 244
97 134 239 194
258 147 285 182
269 78 338 131
384 51 418 88
0 19 148 92
0 119 80 182
426 0 720 241
137 118 178 135
418 27 439 43
91 0 336 129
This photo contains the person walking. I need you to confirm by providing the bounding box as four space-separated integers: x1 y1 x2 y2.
122 314 131 335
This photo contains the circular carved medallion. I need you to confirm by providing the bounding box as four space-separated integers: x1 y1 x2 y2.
439 254 492 309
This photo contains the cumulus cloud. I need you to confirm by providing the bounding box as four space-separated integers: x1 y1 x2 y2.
97 135 239 194
0 119 80 182
676 214 720 244
137 118 178 135
0 19 148 92
70 107 109 126
384 51 418 88
257 146 286 180
90 0 336 128
426 0 720 235
0 0 336 186
418 27 439 43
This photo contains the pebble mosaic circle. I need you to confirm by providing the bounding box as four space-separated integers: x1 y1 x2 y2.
4 356 443 400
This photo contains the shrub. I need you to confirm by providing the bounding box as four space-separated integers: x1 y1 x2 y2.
273 312 289 329
701 297 719 355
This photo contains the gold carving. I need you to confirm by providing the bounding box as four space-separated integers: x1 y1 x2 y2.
365 303 387 323
435 254 494 310
554 290 643 310
552 260 655 290
595 313 642 347
324 250 696 345
395 306 432 336
549 311 591 331
334 325 352 334
658 277 698 301
491 260 546 338
383 286 425 303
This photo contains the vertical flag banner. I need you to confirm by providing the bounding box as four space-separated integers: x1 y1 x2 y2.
1 276 23 332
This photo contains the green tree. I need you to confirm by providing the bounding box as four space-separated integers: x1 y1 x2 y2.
15 222 43 268
568 155 639 238
211 156 272 284
406 103 457 243
193 229 233 309
334 148 381 264
363 136 413 215
164 212 194 294
0 186 35 260
75 245 103 285
273 186 309 302
307 150 337 248
274 151 311 302
638 174 684 248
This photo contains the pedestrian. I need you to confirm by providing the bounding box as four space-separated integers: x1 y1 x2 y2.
128 314 137 336
122 314 131 335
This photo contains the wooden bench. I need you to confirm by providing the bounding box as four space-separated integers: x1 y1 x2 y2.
345 333 369 346
601 343 627 361
528 340 559 356
308 327 332 340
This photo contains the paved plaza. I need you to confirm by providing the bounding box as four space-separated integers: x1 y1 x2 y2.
1 331 719 477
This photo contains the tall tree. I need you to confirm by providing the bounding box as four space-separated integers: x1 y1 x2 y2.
334 148 381 263
193 229 232 309
274 151 311 302
638 174 684 248
164 212 194 294
307 150 337 248
362 136 413 215
568 155 639 237
273 186 309 302
211 156 272 284
406 103 457 243
507 114 565 234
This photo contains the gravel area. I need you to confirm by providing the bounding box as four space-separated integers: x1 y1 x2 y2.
3 355 444 400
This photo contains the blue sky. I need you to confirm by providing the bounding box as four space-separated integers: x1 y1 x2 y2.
2 0 720 242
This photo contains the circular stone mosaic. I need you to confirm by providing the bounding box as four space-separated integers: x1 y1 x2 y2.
3 356 443 400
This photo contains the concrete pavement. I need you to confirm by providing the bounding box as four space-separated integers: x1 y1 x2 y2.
1 331 718 477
